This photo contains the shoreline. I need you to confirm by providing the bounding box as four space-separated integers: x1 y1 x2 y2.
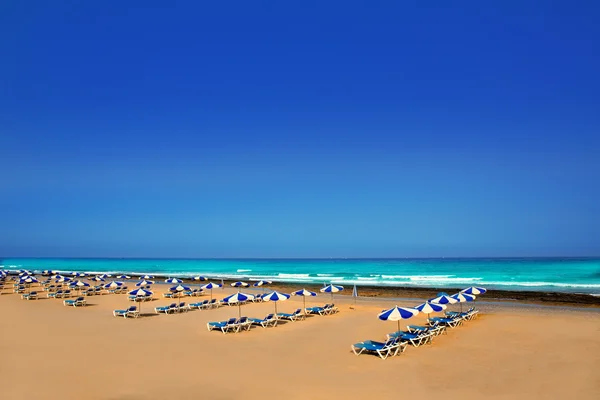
5 271 600 307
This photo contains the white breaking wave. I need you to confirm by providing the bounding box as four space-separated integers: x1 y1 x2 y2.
278 273 310 278
237 269 252 273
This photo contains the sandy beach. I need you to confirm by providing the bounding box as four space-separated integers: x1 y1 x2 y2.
1 284 599 400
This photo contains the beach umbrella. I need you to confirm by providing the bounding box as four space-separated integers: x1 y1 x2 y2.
128 288 153 315
252 280 272 293
19 276 39 293
165 278 183 284
116 275 131 279
451 292 476 312
136 280 154 287
42 270 56 276
98 274 112 279
320 284 344 301
201 282 222 300
291 289 317 315
262 291 290 315
415 301 446 321
192 276 207 281
170 284 190 312
461 287 487 295
430 293 458 305
70 280 90 296
19 271 32 277
231 281 249 288
222 292 254 318
140 275 154 279
352 284 358 309
73 272 87 278
104 281 124 289
91 276 105 283
378 306 419 332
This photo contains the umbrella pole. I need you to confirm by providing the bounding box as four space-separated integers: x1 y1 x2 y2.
275 301 277 316
303 297 306 315
397 320 400 333
238 303 241 319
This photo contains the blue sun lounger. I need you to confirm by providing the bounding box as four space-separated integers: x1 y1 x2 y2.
277 308 305 321
21 291 38 300
63 297 86 307
113 306 139 318
429 316 462 328
207 317 238 334
351 338 404 360
155 303 176 314
387 330 433 347
249 314 278 328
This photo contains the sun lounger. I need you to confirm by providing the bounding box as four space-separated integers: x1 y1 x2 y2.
305 306 326 315
234 316 252 332
407 324 445 336
277 308 305 322
323 303 339 314
21 291 38 300
63 297 86 307
351 338 405 359
189 300 207 309
252 294 263 302
155 303 177 314
48 290 63 298
429 316 462 328
207 317 238 334
387 330 433 347
249 314 278 328
113 306 139 318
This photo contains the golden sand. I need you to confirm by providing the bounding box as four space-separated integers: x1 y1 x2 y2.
1 286 599 400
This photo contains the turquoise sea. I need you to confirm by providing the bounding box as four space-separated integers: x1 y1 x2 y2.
1 258 599 295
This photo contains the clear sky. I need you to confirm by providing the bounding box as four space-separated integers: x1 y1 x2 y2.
1 1 599 258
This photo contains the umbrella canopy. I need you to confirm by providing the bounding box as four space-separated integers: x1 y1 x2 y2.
104 281 124 289
222 292 254 318
54 276 73 283
231 281 249 288
19 276 38 284
19 271 32 277
42 270 57 276
451 292 476 312
70 280 90 288
91 277 105 283
98 274 112 279
430 293 458 305
136 280 154 287
262 291 291 314
378 306 419 331
140 275 154 279
292 288 317 315
201 282 222 300
320 284 344 301
461 287 487 295
116 275 131 279
415 301 446 319
253 280 272 287
192 276 207 281
169 284 190 292
128 288 153 315
72 272 87 277
165 278 183 284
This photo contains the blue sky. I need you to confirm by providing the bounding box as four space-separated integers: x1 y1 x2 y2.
1 1 599 257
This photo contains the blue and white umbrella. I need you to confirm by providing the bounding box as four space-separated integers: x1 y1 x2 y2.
116 274 131 279
451 292 476 312
98 274 112 279
170 284 190 312
140 275 154 279
320 284 344 301
201 282 222 300
461 287 487 295
252 280 272 293
352 284 358 308
262 291 290 314
91 276 105 283
70 280 90 296
292 289 317 314
54 276 73 286
231 281 249 288
223 292 255 318
192 276 207 281
378 306 419 331
415 301 446 320
430 293 458 305
136 280 154 287
104 281 123 289
72 272 87 278
165 278 183 284
19 276 39 293
128 288 153 315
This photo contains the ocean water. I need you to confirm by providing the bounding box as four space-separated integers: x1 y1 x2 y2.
1 258 599 295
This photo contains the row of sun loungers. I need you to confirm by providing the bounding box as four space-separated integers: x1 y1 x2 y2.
207 305 334 334
351 307 480 359
154 302 189 314
305 303 338 315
